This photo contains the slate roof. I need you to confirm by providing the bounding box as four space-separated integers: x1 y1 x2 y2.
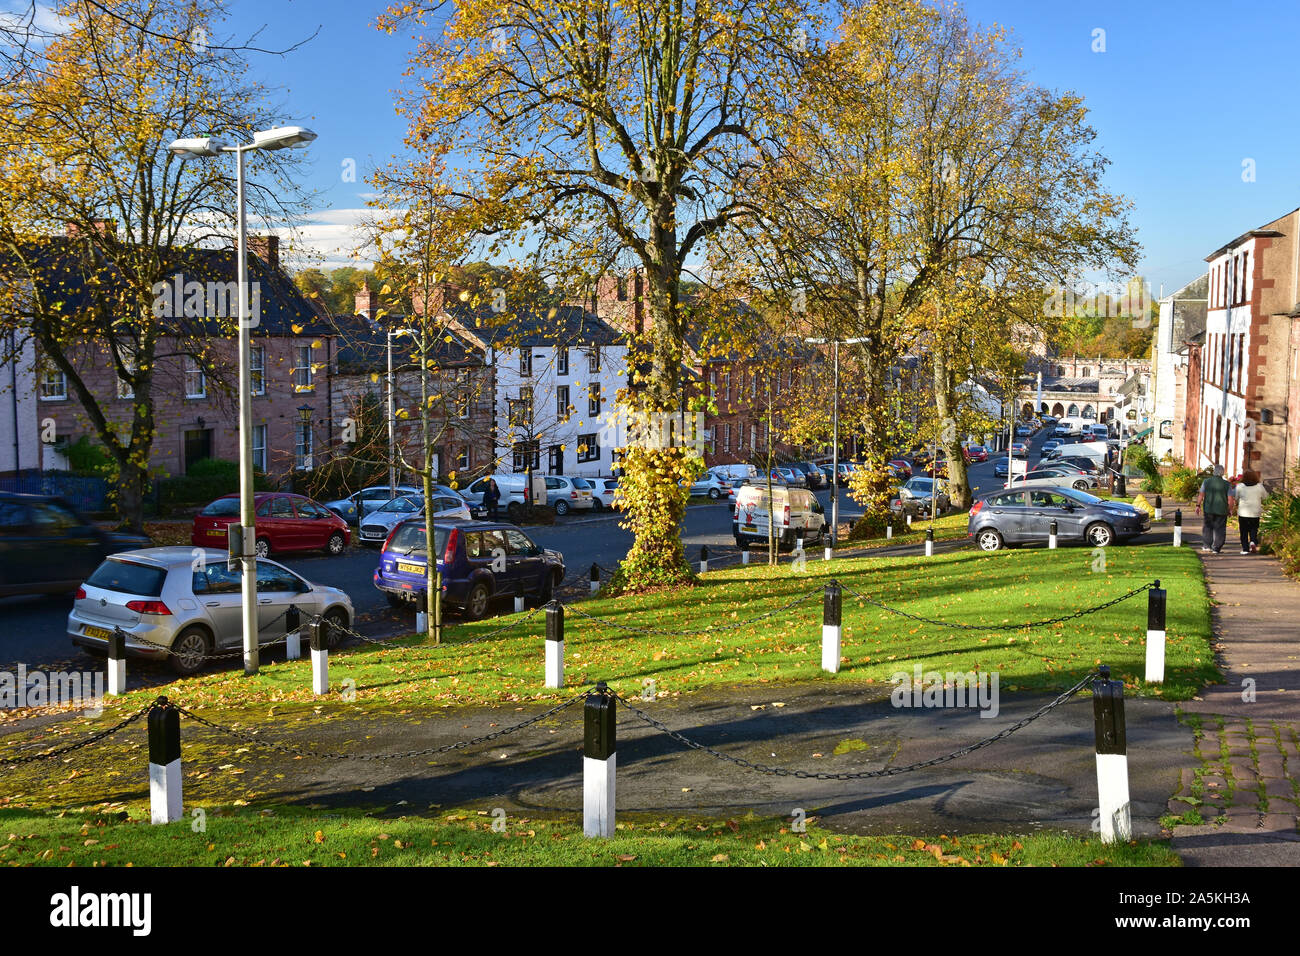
1039 376 1101 392
331 312 483 374
447 301 624 351
3 237 331 338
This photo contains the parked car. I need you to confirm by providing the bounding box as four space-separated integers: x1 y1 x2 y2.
709 463 759 485
68 547 354 674
324 485 419 523
590 477 620 511
732 485 826 550
1054 455 1106 475
967 486 1150 551
1041 438 1063 454
1010 441 1029 458
191 493 350 558
689 472 732 499
887 459 913 478
790 461 825 489
373 520 564 619
1015 423 1033 438
542 476 595 515
1007 466 1099 491
0 493 150 599
962 444 989 463
358 493 473 546
890 476 951 516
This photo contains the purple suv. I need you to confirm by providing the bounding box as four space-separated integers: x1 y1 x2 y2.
374 520 566 620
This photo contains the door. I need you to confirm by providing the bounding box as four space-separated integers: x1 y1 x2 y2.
1030 490 1087 540
260 496 299 550
504 528 544 595
293 498 334 548
193 563 246 647
184 429 213 473
0 499 37 592
254 560 307 642
548 444 564 475
984 490 1029 542
30 499 101 587
479 528 512 593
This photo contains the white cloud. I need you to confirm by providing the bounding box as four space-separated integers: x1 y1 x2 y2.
289 207 387 270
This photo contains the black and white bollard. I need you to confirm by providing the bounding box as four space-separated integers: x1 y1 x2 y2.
821 581 842 674
1172 509 1182 548
796 534 804 553
1049 519 1058 550
148 697 182 824
285 604 301 661
886 523 893 540
1154 495 1163 521
416 610 428 633
824 534 833 562
309 618 329 696
741 542 751 565
1145 580 1166 684
107 627 126 696
514 594 525 613
1092 666 1131 843
545 602 564 689
924 527 934 557
906 513 912 528
590 563 600 594
699 545 709 574
583 682 616 838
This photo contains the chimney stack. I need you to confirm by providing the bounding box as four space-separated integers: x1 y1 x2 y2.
354 285 379 319
247 234 280 272
65 219 117 239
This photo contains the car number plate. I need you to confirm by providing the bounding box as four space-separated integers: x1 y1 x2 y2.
397 562 424 575
83 625 111 640
208 529 224 536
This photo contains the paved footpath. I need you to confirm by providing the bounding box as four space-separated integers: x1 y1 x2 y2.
1169 517 1300 866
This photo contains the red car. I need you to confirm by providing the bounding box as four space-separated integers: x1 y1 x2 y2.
963 444 989 463
888 459 913 478
191 493 351 558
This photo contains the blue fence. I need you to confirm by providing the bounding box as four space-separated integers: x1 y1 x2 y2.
0 471 110 513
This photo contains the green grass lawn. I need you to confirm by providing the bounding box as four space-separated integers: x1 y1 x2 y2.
3 543 1214 740
0 805 1179 867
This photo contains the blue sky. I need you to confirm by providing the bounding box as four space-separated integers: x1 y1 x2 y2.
221 0 1300 292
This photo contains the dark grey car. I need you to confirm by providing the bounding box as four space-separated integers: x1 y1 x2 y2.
967 486 1150 551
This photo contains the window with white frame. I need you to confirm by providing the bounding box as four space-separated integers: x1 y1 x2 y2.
40 368 67 401
456 446 471 471
587 383 601 416
577 432 599 462
294 421 313 469
519 349 533 375
557 347 568 376
294 345 314 392
252 424 267 472
512 440 539 473
723 422 731 452
587 347 600 373
184 355 206 398
250 345 266 395
556 384 570 421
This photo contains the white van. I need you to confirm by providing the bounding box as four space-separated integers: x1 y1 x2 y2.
1043 441 1108 465
1053 416 1096 438
709 463 758 485
732 484 826 550
462 474 531 519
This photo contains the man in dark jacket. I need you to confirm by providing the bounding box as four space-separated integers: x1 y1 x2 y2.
1196 464 1231 554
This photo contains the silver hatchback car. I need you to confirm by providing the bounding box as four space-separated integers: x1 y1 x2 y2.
68 547 354 675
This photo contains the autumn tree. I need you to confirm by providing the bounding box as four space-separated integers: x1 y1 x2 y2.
376 0 814 588
0 0 312 530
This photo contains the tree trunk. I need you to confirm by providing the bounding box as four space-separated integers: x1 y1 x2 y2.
113 460 148 534
932 342 971 509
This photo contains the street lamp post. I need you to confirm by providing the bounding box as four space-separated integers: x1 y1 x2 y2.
170 126 316 675
805 336 868 550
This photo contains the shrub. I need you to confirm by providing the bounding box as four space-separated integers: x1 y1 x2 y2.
1165 466 1202 500
62 436 116 479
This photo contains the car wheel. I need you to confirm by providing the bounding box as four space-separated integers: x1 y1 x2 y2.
254 538 271 558
169 626 211 676
1085 522 1114 547
591 499 603 512
1073 480 1088 491
326 532 345 556
554 500 570 516
708 488 721 499
323 608 349 649
464 582 491 621
976 528 1004 552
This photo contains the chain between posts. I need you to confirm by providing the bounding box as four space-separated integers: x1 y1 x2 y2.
168 693 587 761
611 671 1101 780
0 700 156 766
838 581 1155 631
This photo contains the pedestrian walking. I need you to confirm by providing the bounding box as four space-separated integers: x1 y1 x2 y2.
484 477 501 521
1234 470 1267 554
1196 464 1231 554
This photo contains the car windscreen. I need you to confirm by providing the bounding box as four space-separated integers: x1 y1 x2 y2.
1063 489 1103 505
200 498 240 517
87 559 167 597
386 523 448 556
